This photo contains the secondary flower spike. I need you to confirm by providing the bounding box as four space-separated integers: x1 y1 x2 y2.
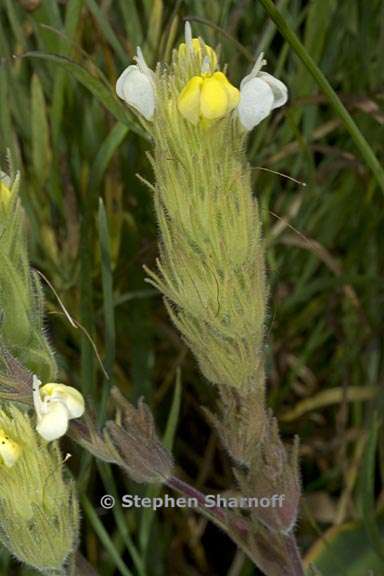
33 376 85 441
116 47 155 120
238 53 288 130
0 407 80 573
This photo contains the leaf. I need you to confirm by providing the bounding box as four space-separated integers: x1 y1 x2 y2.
31 73 52 186
85 0 127 64
97 198 116 425
90 122 129 191
117 0 143 49
145 0 163 62
358 414 384 563
81 494 134 576
51 0 84 148
304 515 384 576
23 51 148 139
163 368 182 450
258 0 384 195
139 372 182 556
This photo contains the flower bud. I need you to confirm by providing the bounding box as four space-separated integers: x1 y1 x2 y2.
105 388 174 483
116 47 155 120
0 406 80 573
235 415 300 533
237 54 288 130
33 376 85 442
178 22 218 70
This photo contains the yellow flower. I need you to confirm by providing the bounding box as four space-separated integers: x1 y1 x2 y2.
0 429 22 468
178 71 240 125
0 171 12 208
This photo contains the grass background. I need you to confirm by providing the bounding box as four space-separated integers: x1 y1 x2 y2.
0 0 383 575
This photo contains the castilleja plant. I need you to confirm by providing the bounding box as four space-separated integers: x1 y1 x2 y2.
115 22 302 576
0 22 302 576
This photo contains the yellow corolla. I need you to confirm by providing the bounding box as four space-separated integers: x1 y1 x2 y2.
0 172 12 208
0 429 22 468
178 72 240 125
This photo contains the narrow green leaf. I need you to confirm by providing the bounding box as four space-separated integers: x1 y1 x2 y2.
305 515 384 576
85 0 127 65
358 415 384 563
117 0 143 48
31 0 64 53
0 68 15 159
139 372 182 555
90 122 129 191
97 462 147 576
81 495 134 576
258 0 384 195
97 198 115 425
31 73 51 185
51 0 84 148
145 0 163 62
163 368 182 450
23 51 148 138
4 0 26 49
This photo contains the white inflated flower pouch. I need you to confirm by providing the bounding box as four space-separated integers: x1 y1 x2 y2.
33 376 85 442
116 47 155 120
237 53 288 131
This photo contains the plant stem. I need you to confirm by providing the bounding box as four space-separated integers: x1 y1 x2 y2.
167 475 304 576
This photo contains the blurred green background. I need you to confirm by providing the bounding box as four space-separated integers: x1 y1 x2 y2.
0 0 383 574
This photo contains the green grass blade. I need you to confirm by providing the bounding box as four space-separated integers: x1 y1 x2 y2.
81 494 134 576
22 51 148 138
31 73 51 187
85 0 127 65
90 123 129 191
358 414 384 563
163 368 182 450
139 371 182 555
97 462 147 576
4 0 26 49
51 0 84 148
117 0 143 49
258 0 384 195
0 68 16 160
97 198 115 425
